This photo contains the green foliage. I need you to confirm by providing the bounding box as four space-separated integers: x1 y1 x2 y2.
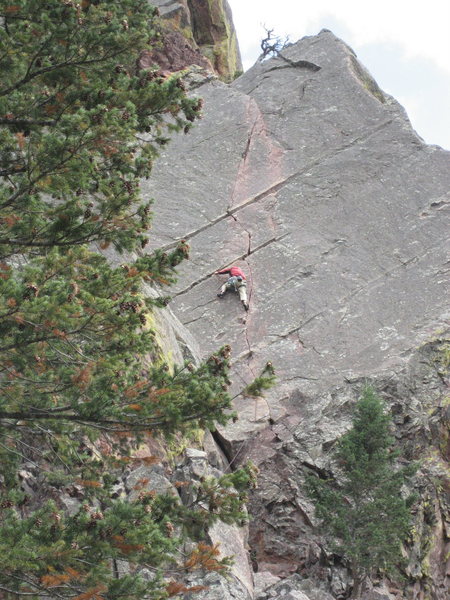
0 465 257 599
0 0 201 255
0 2 276 598
242 361 276 397
306 388 417 594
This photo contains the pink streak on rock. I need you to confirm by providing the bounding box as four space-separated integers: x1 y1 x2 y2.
229 97 286 209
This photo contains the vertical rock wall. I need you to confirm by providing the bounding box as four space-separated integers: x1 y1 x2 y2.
149 0 242 80
143 30 450 599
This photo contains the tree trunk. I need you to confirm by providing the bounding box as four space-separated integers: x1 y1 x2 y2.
350 567 367 598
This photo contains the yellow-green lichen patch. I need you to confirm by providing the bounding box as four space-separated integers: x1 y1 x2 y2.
350 55 386 103
165 428 206 465
141 309 175 372
436 342 450 372
187 0 242 80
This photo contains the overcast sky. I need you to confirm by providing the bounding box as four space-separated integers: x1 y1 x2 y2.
228 0 450 150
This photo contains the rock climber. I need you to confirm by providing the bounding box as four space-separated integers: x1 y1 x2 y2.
215 265 249 311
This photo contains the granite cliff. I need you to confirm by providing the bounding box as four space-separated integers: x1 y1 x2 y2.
9 11 449 599
142 28 450 600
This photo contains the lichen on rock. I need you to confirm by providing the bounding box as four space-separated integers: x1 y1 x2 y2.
149 0 242 80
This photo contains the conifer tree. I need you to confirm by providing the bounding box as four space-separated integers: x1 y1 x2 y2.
0 2 274 597
306 388 416 598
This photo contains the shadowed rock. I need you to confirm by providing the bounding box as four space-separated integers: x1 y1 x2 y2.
149 0 242 79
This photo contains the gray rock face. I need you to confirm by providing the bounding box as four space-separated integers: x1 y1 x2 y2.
257 574 335 600
146 30 449 415
183 571 252 600
144 30 450 599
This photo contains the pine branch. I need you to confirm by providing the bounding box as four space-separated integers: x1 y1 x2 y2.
0 118 56 126
0 50 131 98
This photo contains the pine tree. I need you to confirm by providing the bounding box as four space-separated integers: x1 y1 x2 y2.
0 2 274 598
306 388 416 598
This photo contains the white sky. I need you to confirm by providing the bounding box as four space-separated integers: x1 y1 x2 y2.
228 0 450 150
